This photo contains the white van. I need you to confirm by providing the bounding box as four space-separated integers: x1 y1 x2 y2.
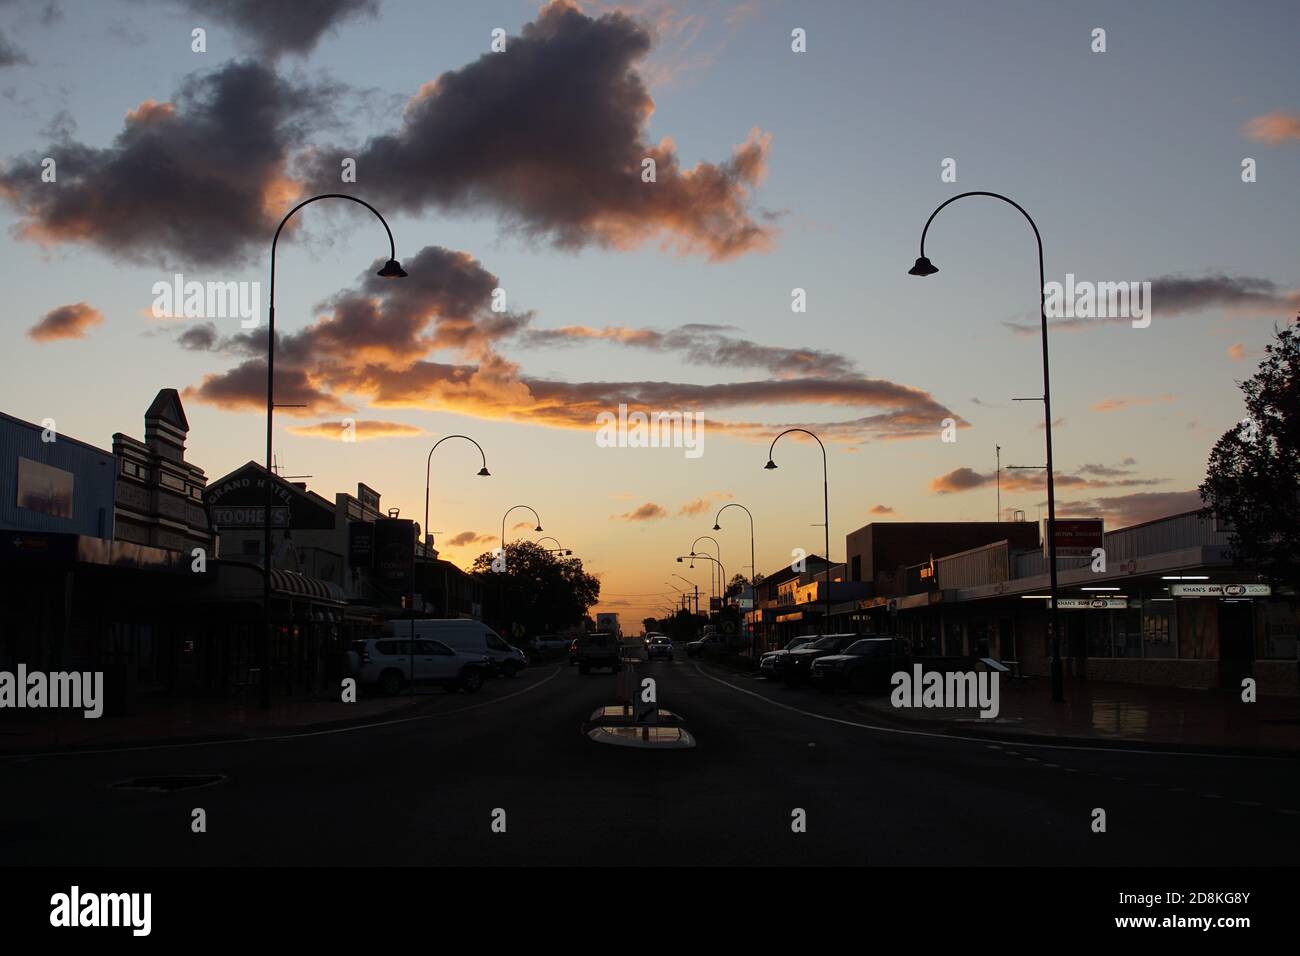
382 619 528 677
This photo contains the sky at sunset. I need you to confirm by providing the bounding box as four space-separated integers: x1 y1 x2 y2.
1 0 1297 622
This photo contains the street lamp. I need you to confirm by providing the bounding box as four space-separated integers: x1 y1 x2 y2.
498 505 543 634
765 428 833 635
677 554 726 616
907 190 1064 703
263 193 405 708
714 502 758 658
690 535 722 608
535 536 572 556
424 435 490 552
418 434 490 698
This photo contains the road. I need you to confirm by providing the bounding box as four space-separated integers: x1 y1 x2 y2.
4 647 1299 865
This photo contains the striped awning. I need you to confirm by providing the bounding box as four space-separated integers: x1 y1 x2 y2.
271 569 343 604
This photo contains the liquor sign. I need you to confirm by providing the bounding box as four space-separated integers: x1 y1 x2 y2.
372 518 415 595
348 521 374 570
1046 518 1104 558
1170 583 1271 598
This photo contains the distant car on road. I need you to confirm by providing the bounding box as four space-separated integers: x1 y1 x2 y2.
758 636 816 679
643 630 667 649
575 631 624 674
355 637 488 696
810 636 911 692
646 636 674 661
782 633 863 686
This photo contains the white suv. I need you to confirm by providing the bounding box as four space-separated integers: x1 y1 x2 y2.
646 637 674 661
355 637 489 696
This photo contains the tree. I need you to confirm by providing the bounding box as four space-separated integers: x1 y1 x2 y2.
470 541 601 638
1199 317 1299 591
724 573 750 600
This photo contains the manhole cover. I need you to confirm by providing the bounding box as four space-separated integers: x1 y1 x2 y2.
111 774 227 792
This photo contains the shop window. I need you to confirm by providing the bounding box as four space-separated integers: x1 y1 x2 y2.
1141 600 1176 658
1260 601 1298 660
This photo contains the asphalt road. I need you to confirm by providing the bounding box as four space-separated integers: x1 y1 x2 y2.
4 648 1299 866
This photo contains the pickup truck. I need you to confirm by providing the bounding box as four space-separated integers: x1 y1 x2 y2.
575 632 624 674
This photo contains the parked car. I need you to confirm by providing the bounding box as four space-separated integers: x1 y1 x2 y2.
575 631 624 674
382 619 527 677
810 636 911 692
646 636 674 661
782 633 864 686
531 634 571 658
757 636 816 679
685 634 723 658
568 638 580 666
355 637 488 696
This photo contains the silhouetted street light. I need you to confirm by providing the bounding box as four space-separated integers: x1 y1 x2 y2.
263 193 405 708
765 428 832 635
714 502 757 657
907 190 1064 703
690 535 722 609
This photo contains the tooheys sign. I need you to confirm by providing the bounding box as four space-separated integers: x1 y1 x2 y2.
203 463 334 530
1046 518 1104 558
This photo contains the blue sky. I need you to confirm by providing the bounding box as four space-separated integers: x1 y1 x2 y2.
1 0 1297 620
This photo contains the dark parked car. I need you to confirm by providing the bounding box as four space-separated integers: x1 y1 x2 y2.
809 636 911 692
758 636 816 679
685 635 722 658
782 633 864 686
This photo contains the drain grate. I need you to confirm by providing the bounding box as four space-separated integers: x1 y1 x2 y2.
111 774 227 792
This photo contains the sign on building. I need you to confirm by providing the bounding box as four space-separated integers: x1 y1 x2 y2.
1046 518 1104 558
1170 583 1271 597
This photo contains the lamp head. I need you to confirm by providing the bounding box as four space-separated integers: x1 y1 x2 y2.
377 258 408 278
477 467 491 477
908 256 938 277
712 523 721 531
676 557 684 563
534 524 543 533
764 460 777 470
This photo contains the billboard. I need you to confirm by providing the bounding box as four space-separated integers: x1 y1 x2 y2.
372 518 415 595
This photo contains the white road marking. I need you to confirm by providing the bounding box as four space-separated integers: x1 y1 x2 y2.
1 665 563 759
691 664 1272 761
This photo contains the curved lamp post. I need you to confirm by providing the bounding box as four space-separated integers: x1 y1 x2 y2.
908 190 1063 703
714 502 757 656
498 505 542 634
263 193 405 708
690 534 722 608
424 435 490 551
765 428 832 635
677 554 726 616
536 536 572 556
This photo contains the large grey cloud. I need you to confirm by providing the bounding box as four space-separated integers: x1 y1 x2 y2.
140 0 379 58
0 60 328 266
307 0 773 260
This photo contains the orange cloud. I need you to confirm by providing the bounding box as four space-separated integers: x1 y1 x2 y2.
28 302 103 342
614 502 668 521
1091 394 1175 413
1243 111 1300 144
287 420 424 440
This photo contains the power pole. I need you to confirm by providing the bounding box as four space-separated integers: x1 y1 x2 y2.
996 444 1002 522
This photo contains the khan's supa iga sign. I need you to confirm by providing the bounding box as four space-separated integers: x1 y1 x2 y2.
1170 583 1271 597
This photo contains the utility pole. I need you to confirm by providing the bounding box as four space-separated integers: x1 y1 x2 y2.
996 444 1002 522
